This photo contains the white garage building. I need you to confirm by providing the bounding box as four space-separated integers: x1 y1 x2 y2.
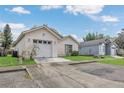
13 25 79 58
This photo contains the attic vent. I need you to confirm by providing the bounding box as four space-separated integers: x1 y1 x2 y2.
42 33 45 36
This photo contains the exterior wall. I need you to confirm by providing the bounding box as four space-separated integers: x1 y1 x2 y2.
14 28 59 58
57 37 79 56
14 36 26 56
110 44 117 56
99 43 105 56
79 45 99 56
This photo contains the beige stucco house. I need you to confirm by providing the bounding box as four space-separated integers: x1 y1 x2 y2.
13 25 79 58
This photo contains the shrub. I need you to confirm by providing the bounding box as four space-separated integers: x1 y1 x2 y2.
100 56 105 59
71 51 79 56
117 49 124 56
93 55 105 59
12 51 18 57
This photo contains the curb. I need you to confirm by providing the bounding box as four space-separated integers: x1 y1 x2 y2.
0 67 26 73
69 60 97 65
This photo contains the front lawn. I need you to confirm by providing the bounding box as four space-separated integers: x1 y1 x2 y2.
64 56 124 66
0 55 36 67
64 56 96 61
99 58 124 66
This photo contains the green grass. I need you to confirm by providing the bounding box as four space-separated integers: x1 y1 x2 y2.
0 55 36 67
99 58 124 66
64 56 96 61
64 55 124 66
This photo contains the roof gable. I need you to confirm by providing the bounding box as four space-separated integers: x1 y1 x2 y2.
80 38 111 47
13 25 63 46
63 35 79 45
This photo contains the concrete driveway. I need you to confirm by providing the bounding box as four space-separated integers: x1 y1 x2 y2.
73 63 124 83
0 67 39 88
35 57 70 63
1 62 124 88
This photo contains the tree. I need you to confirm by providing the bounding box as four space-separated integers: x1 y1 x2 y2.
30 45 39 59
115 30 124 49
83 32 109 41
2 24 13 50
96 33 104 39
83 32 96 41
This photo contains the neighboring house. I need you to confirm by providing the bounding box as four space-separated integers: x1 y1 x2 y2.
0 32 3 47
13 25 79 58
79 38 117 56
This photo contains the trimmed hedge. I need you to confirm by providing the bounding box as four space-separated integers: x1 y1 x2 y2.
71 51 79 56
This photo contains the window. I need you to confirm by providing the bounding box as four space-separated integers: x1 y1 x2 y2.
33 39 37 43
48 41 52 44
39 40 42 44
65 44 73 56
43 40 47 44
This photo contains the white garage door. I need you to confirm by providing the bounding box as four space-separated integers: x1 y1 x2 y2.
34 40 52 57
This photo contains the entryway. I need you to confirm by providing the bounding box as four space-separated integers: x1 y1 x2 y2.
65 44 72 56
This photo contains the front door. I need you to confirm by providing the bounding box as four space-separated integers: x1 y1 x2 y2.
65 44 72 56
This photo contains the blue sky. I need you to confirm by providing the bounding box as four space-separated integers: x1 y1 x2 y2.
0 5 124 41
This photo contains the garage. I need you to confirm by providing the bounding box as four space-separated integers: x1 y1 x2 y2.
33 39 52 58
14 25 79 58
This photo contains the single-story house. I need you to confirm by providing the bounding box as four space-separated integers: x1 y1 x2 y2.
13 25 79 58
79 38 117 56
0 32 5 56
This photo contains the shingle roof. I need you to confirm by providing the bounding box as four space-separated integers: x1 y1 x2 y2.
13 25 79 46
80 38 110 47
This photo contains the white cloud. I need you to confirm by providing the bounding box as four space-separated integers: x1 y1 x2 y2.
12 32 20 40
64 6 119 23
0 23 27 30
41 5 63 10
70 34 83 42
101 15 119 22
88 15 119 23
8 6 31 14
65 5 104 15
0 22 28 40
40 5 119 23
